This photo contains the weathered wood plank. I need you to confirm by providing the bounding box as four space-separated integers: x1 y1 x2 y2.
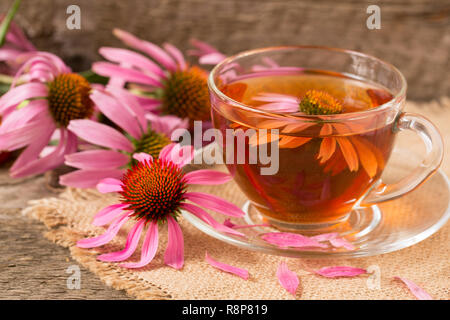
0 0 448 100
0 167 130 299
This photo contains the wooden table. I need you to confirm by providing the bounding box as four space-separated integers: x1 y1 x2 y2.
0 167 130 299
0 0 449 101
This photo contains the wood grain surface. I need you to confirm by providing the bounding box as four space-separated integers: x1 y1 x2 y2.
0 0 449 101
0 167 130 299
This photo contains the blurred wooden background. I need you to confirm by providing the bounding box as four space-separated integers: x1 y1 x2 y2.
1 0 449 101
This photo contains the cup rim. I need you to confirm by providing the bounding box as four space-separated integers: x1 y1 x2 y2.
208 45 407 121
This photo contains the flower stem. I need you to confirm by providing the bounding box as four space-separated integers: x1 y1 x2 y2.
0 0 22 47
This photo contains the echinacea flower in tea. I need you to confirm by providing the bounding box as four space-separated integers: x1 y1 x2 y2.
252 90 380 178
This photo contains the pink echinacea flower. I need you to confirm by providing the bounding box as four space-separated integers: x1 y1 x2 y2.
0 52 93 178
0 18 36 75
60 87 188 188
92 29 221 126
77 143 245 269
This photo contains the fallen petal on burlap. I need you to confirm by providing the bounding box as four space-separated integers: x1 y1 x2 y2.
276 261 299 296
205 251 249 280
393 277 433 300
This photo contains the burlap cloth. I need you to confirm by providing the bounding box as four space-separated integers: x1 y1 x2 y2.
23 98 450 300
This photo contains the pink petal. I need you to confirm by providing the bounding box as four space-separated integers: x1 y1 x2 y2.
0 113 54 151
184 192 245 217
223 218 270 230
68 119 133 152
59 169 124 188
120 221 159 269
106 77 126 88
167 144 194 167
112 28 177 71
0 83 47 113
164 216 184 269
97 178 124 193
310 232 339 242
8 122 54 173
276 262 299 296
180 203 245 237
10 128 75 178
314 266 367 278
92 204 129 227
77 213 129 248
107 87 148 133
97 220 145 262
199 52 227 65
7 24 36 51
25 52 70 75
309 233 356 251
163 43 187 70
184 169 231 185
12 53 68 85
329 237 356 251
0 47 27 62
205 251 249 280
132 152 153 163
223 219 235 228
145 113 188 137
189 39 221 55
393 277 433 300
158 143 176 162
65 150 128 170
0 100 48 134
261 232 328 248
90 89 143 139
188 39 226 65
99 47 165 79
92 62 163 88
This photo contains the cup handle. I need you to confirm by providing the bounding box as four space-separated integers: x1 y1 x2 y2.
361 112 444 205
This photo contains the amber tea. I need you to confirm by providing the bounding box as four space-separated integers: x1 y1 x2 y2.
211 72 395 224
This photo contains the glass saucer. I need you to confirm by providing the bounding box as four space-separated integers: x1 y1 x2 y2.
182 148 450 258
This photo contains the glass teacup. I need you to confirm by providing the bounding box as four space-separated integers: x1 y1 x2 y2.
207 46 443 230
